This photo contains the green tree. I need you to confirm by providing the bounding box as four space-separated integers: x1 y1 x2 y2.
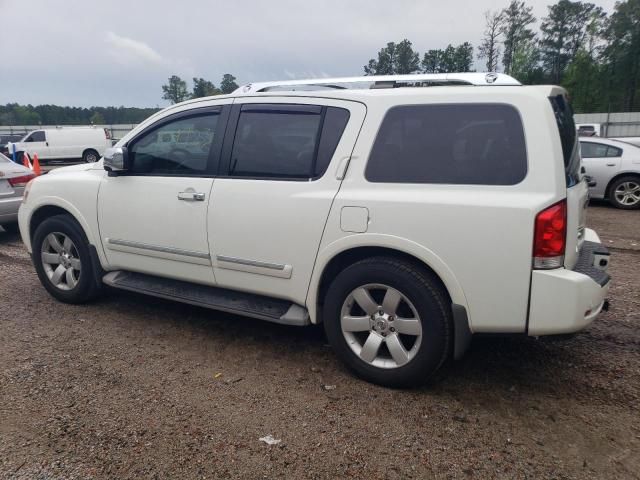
192 77 221 98
510 38 544 84
601 0 640 111
364 40 419 75
393 39 420 74
161 75 189 104
562 49 604 112
364 42 396 75
500 0 537 75
420 43 473 73
90 111 105 124
421 49 443 73
453 42 474 72
220 74 239 94
478 10 503 71
540 0 604 83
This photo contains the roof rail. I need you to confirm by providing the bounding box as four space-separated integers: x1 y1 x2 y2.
234 73 521 94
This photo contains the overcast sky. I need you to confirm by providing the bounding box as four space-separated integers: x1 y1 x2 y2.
0 0 619 107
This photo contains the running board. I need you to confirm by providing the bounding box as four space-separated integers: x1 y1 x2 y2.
102 271 310 326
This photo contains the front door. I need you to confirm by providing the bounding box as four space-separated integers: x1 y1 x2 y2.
98 104 229 285
208 98 365 305
23 130 49 160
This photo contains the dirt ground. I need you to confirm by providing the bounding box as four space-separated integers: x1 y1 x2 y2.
0 203 638 479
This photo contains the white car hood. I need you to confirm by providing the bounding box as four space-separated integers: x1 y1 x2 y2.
47 161 103 176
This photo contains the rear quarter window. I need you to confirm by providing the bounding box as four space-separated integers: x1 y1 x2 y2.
365 104 527 185
549 95 580 186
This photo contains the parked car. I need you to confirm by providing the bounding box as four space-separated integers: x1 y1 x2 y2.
580 137 640 209
0 133 27 155
18 73 611 387
0 152 35 232
576 123 601 137
6 126 112 164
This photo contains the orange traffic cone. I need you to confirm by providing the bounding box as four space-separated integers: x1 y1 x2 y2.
22 152 33 170
32 153 42 176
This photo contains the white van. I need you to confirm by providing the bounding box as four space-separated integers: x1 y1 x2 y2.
7 127 112 163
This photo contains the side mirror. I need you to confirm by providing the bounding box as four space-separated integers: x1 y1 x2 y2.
104 146 130 174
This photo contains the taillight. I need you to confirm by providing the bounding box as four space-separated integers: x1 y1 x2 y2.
533 199 567 269
8 174 36 188
104 128 111 140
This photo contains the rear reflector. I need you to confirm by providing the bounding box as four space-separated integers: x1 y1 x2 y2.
8 174 36 188
533 199 567 269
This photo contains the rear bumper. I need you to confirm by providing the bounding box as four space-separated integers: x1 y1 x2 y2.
528 229 610 336
0 195 22 224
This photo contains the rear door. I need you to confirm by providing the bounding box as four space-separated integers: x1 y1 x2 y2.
580 141 623 198
207 98 365 305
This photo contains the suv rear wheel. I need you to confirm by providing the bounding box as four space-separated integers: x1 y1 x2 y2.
609 175 640 210
32 214 101 303
323 256 452 388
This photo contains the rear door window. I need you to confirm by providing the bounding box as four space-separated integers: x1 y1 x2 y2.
365 104 527 185
580 142 609 158
606 146 622 157
227 104 350 179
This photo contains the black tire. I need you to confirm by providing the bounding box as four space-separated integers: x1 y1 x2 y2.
608 175 640 210
32 214 101 303
323 256 452 388
1 222 19 234
82 149 100 163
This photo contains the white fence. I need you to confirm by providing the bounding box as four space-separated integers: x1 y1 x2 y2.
0 124 137 142
573 112 640 137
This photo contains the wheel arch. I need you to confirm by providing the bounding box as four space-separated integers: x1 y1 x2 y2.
307 236 470 326
605 171 640 198
26 198 103 257
82 148 100 161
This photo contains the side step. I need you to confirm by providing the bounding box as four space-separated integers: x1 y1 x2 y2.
102 271 310 326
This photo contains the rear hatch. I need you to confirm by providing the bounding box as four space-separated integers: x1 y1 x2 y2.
548 91 587 269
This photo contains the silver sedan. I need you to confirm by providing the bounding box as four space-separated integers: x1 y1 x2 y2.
0 152 35 233
580 138 640 209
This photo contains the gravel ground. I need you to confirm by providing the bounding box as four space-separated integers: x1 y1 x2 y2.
0 204 638 479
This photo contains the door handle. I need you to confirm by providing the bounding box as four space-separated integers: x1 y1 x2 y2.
177 191 205 201
606 163 616 167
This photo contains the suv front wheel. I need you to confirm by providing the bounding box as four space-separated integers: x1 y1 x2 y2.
32 214 102 303
323 256 452 388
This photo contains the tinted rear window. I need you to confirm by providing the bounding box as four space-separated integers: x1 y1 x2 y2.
229 105 349 179
549 95 580 186
365 104 527 185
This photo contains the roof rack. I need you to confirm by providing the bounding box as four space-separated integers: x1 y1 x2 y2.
234 73 520 94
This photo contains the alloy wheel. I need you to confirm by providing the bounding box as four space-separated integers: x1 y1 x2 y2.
41 232 81 290
614 181 640 206
340 283 422 369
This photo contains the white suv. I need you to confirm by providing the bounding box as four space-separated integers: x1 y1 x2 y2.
18 73 611 387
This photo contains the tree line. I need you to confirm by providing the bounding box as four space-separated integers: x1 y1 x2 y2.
161 74 239 104
0 104 161 127
363 0 640 113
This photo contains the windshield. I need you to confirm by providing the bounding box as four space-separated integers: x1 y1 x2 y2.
549 95 581 187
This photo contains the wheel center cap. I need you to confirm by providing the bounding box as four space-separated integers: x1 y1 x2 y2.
373 314 390 333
